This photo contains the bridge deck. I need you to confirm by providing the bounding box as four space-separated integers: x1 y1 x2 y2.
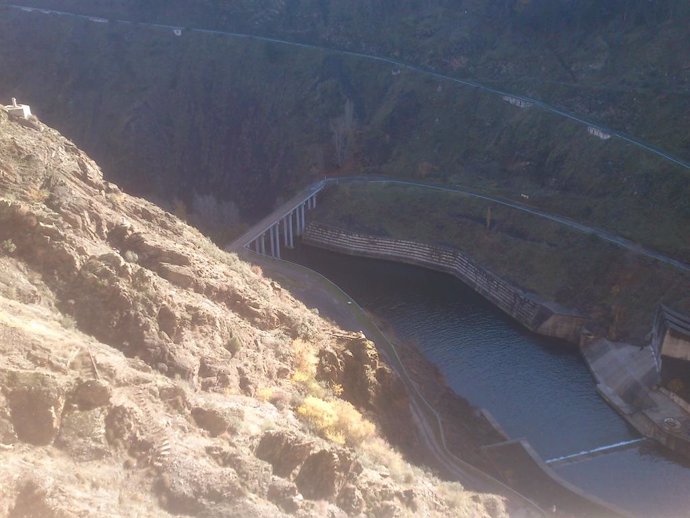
227 180 325 251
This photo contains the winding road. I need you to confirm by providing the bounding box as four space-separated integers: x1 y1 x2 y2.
5 3 690 171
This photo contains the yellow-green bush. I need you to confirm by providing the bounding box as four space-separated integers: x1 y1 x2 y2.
297 395 375 447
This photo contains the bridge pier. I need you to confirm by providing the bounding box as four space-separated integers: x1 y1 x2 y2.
268 225 280 258
299 204 306 235
237 190 317 255
283 217 289 247
295 205 302 237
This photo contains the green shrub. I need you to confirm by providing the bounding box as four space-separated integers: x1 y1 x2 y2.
0 239 16 255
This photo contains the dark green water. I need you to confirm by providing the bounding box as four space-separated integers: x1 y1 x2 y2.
284 245 690 517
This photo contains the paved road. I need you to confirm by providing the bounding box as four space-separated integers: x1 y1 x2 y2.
6 3 690 171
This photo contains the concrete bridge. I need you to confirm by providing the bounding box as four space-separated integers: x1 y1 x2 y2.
228 180 325 257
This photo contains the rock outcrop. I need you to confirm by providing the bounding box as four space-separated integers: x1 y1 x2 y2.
0 107 510 516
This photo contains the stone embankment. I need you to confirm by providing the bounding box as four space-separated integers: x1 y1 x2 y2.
303 223 585 344
303 222 690 461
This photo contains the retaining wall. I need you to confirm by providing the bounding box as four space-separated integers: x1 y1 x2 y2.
652 305 690 364
481 439 626 517
288 224 621 512
303 223 585 344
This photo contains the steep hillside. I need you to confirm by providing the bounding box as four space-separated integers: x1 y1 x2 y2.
0 108 515 516
9 0 690 158
0 2 688 259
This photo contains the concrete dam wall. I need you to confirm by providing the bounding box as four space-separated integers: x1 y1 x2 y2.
303 223 585 344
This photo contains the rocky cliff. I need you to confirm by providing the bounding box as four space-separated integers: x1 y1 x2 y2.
0 108 511 516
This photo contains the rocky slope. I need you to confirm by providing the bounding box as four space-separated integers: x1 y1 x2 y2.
312 183 690 343
0 108 510 516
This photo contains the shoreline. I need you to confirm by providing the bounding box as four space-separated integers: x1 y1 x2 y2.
301 222 690 463
246 247 624 516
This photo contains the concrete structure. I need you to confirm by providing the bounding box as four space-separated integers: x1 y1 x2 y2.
582 337 690 460
302 223 586 343
6 98 31 119
502 95 533 109
652 305 690 365
587 126 612 140
481 439 626 517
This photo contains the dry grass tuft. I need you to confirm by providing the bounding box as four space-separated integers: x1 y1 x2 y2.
291 338 325 397
360 436 417 483
296 395 376 446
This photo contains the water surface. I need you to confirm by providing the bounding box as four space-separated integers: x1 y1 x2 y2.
285 245 690 516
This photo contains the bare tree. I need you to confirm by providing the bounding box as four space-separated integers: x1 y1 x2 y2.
189 191 241 241
330 99 355 167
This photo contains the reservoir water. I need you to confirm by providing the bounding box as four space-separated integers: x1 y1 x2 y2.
284 245 690 517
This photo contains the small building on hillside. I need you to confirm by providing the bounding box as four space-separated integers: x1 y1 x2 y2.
5 98 32 119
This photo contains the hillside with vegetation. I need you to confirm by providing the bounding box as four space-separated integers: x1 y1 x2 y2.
0 0 688 260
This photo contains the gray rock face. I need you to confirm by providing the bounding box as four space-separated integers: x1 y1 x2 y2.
295 448 362 501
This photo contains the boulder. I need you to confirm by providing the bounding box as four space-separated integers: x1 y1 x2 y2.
156 457 244 515
55 408 110 461
70 379 111 411
192 406 240 437
5 373 64 446
295 448 362 500
255 430 314 479
267 477 303 513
